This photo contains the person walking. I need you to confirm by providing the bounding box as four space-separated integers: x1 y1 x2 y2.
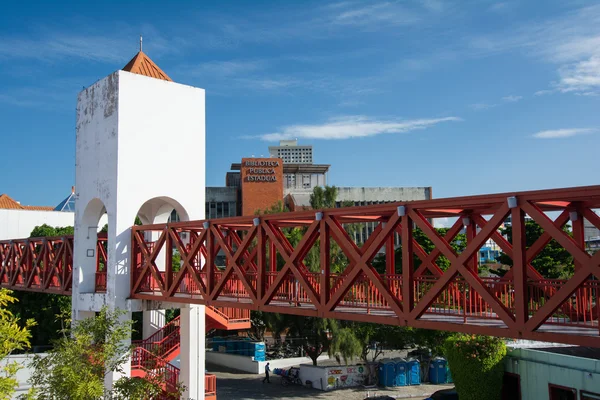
262 362 271 384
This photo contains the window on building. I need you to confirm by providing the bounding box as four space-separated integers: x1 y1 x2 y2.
549 384 576 400
223 202 229 216
217 203 223 217
501 373 520 400
302 174 311 188
581 391 600 400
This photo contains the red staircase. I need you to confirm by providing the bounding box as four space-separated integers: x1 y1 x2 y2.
130 306 250 398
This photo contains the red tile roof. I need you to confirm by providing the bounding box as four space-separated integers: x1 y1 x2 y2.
24 205 55 211
122 51 172 81
0 194 53 211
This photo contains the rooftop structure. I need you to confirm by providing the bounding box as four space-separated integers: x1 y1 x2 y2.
0 194 53 211
54 187 77 212
268 139 313 164
122 51 172 81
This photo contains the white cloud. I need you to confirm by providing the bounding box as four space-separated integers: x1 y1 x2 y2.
532 128 596 139
186 60 266 77
468 5 600 94
502 95 523 102
420 0 444 13
0 25 175 63
469 103 496 111
434 217 456 228
332 2 420 27
534 89 553 96
255 115 461 141
234 77 302 90
489 3 509 13
556 56 600 93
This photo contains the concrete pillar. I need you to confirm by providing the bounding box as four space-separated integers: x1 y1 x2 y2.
74 59 206 394
143 309 166 338
75 310 96 322
180 304 206 399
104 214 135 387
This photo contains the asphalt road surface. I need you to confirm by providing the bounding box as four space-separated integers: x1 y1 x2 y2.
208 362 453 400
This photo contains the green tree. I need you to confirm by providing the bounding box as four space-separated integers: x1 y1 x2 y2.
26 307 177 400
372 227 467 274
29 224 74 238
253 188 365 366
7 226 74 348
0 289 35 399
328 327 361 365
248 311 287 342
285 316 338 366
444 334 506 400
408 328 452 358
497 220 574 278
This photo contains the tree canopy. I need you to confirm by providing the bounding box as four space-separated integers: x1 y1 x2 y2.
498 220 574 278
6 226 74 348
372 227 467 274
0 289 35 399
26 307 174 400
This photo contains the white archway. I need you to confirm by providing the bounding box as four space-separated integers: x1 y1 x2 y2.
78 198 108 293
136 196 190 225
134 196 191 339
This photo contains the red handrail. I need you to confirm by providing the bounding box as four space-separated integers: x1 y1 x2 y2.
131 347 179 394
205 374 217 396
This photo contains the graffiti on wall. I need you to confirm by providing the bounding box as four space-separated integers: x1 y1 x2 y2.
325 365 366 390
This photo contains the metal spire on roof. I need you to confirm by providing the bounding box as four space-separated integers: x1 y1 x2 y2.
140 35 143 52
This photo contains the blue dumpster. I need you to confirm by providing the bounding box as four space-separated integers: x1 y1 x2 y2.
429 357 448 384
407 358 421 385
394 359 408 386
378 360 396 387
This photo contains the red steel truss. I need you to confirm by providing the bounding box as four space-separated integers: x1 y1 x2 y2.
0 234 108 295
2 185 600 346
130 185 600 347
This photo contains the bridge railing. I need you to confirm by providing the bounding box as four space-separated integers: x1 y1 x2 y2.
129 184 600 346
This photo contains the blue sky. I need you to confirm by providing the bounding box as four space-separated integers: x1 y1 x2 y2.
1 0 600 207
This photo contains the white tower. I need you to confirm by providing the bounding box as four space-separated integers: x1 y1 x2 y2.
72 50 206 398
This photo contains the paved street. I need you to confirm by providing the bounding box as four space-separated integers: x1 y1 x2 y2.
208 362 453 400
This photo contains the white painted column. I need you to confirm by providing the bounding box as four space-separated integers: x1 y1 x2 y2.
142 229 167 339
104 215 134 388
143 309 166 338
75 310 96 322
180 304 206 399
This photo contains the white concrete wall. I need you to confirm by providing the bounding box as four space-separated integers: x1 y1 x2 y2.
205 351 329 374
0 210 75 241
74 69 206 395
505 348 600 399
116 70 205 223
6 353 45 399
335 187 432 202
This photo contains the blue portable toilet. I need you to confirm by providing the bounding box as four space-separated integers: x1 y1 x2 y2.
407 358 421 385
393 359 408 386
446 363 453 383
254 349 266 361
429 357 447 384
378 360 396 387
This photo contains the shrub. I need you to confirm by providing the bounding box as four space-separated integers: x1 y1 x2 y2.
443 334 506 400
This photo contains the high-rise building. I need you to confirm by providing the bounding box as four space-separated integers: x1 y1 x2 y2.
268 140 313 164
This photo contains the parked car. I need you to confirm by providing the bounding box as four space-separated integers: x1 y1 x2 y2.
426 388 458 400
